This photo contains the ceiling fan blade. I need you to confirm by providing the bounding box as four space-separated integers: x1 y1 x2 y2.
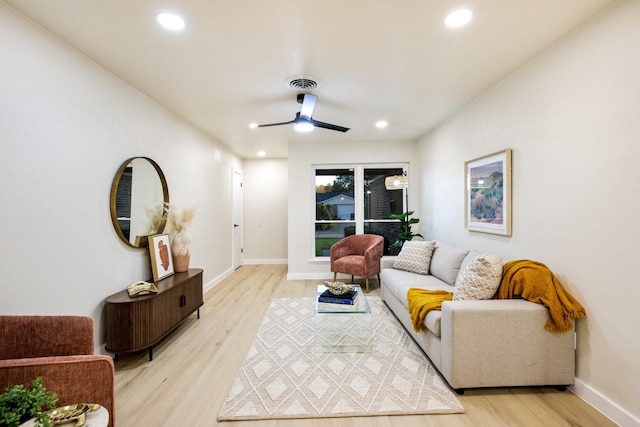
256 94 349 132
257 120 294 128
298 93 317 119
310 119 350 132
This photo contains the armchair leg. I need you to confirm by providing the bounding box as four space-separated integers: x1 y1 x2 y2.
333 272 337 282
365 277 370 293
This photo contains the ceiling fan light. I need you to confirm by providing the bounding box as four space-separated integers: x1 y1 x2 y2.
294 120 314 133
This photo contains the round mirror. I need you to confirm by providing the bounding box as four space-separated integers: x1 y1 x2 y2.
110 157 169 248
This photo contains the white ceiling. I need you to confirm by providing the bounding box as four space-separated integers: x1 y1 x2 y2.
4 0 616 159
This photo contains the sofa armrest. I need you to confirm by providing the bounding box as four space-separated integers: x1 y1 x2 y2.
0 355 115 427
0 316 94 359
440 299 576 389
381 257 396 269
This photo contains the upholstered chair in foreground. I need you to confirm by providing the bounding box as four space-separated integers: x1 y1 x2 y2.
330 234 384 292
0 316 115 427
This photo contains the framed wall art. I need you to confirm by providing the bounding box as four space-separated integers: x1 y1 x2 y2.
148 233 174 281
464 149 512 236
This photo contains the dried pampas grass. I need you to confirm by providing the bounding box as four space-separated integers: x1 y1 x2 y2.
165 203 197 256
166 203 197 233
143 202 166 235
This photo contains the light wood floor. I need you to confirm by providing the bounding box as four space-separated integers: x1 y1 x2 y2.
113 264 614 426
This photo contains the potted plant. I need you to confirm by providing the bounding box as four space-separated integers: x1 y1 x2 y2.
0 377 58 427
388 211 423 252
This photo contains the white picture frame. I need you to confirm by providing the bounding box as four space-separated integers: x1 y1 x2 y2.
464 149 512 236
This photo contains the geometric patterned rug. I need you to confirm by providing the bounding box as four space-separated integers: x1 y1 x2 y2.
217 296 464 420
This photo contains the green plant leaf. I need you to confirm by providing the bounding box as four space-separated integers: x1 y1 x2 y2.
387 211 423 252
0 378 57 427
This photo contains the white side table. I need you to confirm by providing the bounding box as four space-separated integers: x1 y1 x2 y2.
20 405 109 427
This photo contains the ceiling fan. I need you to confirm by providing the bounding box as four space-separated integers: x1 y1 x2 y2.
258 93 350 133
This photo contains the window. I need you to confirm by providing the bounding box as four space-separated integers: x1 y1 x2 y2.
314 165 406 257
115 166 133 240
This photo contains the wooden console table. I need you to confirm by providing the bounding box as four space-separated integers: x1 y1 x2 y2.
105 268 203 361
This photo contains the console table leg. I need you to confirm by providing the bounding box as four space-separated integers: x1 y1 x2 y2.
197 308 200 319
148 346 153 361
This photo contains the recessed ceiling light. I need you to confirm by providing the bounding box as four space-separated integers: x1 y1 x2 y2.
249 122 258 129
257 151 266 157
157 12 185 31
445 9 472 28
376 120 388 129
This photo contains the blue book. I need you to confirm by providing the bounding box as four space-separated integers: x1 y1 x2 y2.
318 289 357 305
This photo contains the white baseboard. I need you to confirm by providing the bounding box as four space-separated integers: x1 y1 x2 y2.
243 259 288 265
286 272 334 280
571 378 639 427
202 267 235 294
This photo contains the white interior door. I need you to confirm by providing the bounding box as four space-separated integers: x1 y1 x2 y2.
232 169 244 269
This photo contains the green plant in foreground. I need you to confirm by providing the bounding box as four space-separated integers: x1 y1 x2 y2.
389 211 423 252
0 377 58 427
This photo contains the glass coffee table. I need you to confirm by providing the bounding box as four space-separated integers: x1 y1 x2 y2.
314 284 372 353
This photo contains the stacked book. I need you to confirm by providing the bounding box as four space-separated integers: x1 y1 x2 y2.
317 288 360 310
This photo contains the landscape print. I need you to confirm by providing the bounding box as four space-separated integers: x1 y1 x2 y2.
465 149 511 236
469 160 504 225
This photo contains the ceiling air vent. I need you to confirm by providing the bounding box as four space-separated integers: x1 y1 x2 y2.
286 76 319 90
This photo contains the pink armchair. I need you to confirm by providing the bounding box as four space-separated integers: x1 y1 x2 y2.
330 234 384 292
0 316 115 427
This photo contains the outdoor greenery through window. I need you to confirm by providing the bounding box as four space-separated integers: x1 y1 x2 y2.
315 165 406 257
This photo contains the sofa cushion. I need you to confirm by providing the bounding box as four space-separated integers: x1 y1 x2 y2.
454 252 503 300
381 268 452 303
424 310 443 337
380 267 450 338
429 243 470 285
456 250 483 282
393 240 436 275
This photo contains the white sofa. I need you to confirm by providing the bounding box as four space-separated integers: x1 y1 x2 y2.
380 242 576 392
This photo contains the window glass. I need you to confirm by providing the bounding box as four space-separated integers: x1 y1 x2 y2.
315 169 355 257
315 166 407 257
364 167 404 220
316 169 354 220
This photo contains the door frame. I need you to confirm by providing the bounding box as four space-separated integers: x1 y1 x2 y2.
232 168 244 269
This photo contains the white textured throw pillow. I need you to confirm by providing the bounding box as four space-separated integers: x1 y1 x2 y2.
454 252 503 300
393 240 436 275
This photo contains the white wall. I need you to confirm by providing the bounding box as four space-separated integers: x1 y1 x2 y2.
287 140 419 279
418 1 639 424
243 158 288 263
0 4 241 352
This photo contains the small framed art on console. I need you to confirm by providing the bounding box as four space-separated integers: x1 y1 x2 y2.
148 233 174 281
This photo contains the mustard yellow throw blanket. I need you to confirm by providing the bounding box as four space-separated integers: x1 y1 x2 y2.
407 288 453 333
494 260 586 333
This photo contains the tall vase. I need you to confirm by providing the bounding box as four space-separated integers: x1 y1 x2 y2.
171 230 191 273
173 252 190 272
